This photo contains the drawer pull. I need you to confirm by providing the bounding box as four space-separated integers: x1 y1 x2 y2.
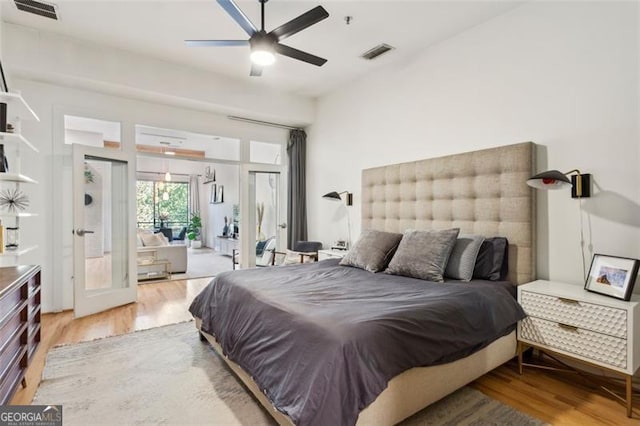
558 322 578 332
558 297 579 305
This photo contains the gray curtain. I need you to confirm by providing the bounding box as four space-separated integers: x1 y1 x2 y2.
287 129 307 248
189 174 201 240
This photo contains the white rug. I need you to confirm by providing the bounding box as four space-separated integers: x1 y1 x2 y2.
34 322 546 426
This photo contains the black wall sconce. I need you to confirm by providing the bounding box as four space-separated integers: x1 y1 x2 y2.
322 191 353 206
526 169 591 198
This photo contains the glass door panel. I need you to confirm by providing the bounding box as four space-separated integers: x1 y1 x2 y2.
240 164 286 269
73 145 136 318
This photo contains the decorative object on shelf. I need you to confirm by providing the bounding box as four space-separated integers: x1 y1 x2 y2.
0 102 6 133
0 144 8 173
84 193 93 206
5 227 18 250
526 169 591 198
0 188 29 212
0 59 8 93
216 185 224 203
584 254 640 301
211 184 224 204
222 215 230 237
159 212 170 229
210 184 217 204
0 220 4 254
204 166 216 184
256 202 265 240
84 163 95 184
232 204 240 238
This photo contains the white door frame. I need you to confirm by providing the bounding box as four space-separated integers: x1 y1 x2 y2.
73 145 137 318
239 163 287 269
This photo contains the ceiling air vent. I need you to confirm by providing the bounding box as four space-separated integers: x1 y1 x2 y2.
360 43 394 60
14 0 58 20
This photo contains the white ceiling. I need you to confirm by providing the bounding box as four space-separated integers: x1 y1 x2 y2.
1 1 523 97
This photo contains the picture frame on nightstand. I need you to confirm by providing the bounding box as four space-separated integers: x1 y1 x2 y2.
584 253 640 301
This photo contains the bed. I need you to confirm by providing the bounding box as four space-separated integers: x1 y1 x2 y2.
190 142 536 425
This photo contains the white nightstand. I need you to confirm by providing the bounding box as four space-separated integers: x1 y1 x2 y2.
318 249 348 261
517 280 640 417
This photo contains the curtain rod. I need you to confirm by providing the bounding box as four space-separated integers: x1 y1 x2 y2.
137 170 201 177
227 115 302 131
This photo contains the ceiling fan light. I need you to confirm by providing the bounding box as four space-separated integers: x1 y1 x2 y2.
250 49 275 66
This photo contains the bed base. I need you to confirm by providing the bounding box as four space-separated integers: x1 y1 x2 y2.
195 318 516 425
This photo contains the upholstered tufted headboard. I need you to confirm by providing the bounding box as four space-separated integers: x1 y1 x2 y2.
361 142 536 285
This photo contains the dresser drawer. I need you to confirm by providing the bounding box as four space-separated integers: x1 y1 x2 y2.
520 316 627 370
520 291 627 338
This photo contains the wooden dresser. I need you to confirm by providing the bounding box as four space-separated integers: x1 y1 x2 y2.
0 265 41 405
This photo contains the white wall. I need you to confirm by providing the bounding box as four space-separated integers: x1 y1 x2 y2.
3 23 314 126
308 1 640 285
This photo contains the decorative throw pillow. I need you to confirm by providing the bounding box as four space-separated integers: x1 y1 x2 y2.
339 229 403 272
385 228 460 282
472 237 509 281
445 234 486 282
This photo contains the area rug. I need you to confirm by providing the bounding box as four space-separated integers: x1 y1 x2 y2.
34 322 545 425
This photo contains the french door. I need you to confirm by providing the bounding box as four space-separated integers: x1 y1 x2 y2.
73 145 137 318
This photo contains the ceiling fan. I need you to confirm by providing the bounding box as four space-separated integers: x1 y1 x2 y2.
186 0 330 77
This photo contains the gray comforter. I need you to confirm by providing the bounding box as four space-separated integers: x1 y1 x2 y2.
189 259 525 426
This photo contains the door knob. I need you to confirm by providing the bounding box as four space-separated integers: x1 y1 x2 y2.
278 223 287 229
75 228 95 236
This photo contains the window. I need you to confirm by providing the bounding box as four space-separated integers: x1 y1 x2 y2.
136 180 189 231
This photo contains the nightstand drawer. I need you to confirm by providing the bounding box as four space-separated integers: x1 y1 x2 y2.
520 290 627 338
520 316 627 370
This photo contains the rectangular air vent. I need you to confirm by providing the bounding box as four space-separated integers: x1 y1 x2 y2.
14 0 58 20
360 43 394 60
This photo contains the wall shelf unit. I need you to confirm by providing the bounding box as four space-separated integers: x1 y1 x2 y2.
0 213 38 218
0 173 37 184
0 246 38 257
0 93 39 122
0 132 38 153
0 92 40 261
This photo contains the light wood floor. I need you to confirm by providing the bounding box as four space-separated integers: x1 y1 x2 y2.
11 278 640 425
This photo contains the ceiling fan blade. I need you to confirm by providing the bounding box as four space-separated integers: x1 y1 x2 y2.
250 64 263 77
185 40 249 47
274 43 327 67
269 6 329 41
216 0 257 37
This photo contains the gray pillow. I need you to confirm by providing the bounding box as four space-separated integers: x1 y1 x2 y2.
445 234 486 282
339 230 403 272
386 228 460 282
